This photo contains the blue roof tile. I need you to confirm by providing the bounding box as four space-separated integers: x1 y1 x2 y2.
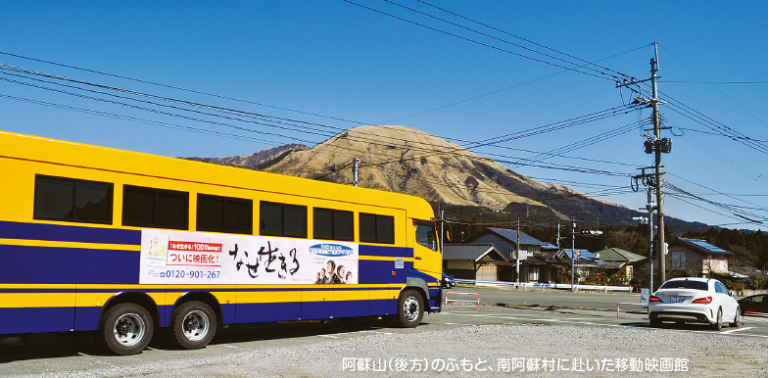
676 238 733 255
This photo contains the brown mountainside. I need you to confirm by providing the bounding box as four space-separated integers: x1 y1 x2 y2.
191 126 704 229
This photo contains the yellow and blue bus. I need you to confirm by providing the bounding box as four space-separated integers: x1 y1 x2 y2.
0 130 443 354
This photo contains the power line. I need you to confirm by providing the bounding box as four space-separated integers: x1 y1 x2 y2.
0 72 632 182
0 64 640 176
340 0 617 81
0 50 371 126
660 43 768 130
380 0 627 80
412 0 636 80
661 81 768 84
385 43 650 123
0 55 643 171
0 93 286 147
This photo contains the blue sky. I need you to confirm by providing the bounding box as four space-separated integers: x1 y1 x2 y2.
2 1 767 230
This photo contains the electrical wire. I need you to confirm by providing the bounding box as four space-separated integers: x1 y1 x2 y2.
341 0 617 81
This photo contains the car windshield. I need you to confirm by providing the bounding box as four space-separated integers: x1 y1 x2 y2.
660 280 708 291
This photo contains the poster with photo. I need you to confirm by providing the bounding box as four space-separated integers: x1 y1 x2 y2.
139 229 358 285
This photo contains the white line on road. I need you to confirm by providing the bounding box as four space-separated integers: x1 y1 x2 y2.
443 310 768 338
721 327 755 334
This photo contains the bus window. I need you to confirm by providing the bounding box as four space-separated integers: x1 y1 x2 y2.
359 213 395 244
313 208 353 241
260 201 307 238
197 194 253 234
34 175 113 224
415 223 437 251
123 185 188 230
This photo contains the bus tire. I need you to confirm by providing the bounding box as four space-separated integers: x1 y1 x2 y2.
100 303 154 355
170 301 217 349
394 289 424 328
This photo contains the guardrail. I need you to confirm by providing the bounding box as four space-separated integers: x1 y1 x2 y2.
444 292 480 309
453 278 632 293
616 302 646 318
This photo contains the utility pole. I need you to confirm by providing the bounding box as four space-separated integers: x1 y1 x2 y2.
352 157 360 187
516 218 520 286
650 43 667 285
440 210 444 253
571 219 576 291
556 221 560 250
621 42 671 287
647 189 655 291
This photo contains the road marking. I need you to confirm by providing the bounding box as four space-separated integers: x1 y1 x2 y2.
444 310 768 337
721 327 755 334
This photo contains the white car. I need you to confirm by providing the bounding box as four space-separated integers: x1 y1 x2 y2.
648 277 741 330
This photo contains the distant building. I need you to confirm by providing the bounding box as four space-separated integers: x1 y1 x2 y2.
443 243 510 281
561 249 603 281
667 238 733 277
594 247 647 280
463 227 545 282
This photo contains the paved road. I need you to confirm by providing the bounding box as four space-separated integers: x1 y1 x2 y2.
2 306 767 377
2 290 767 377
446 286 641 311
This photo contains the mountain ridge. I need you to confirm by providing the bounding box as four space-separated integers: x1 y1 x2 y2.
186 125 706 231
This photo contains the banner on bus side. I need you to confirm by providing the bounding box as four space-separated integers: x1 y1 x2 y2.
139 229 359 285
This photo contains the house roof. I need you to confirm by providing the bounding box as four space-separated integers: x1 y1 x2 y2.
475 227 546 246
561 249 607 266
540 243 559 250
595 248 646 263
562 249 598 260
443 243 509 262
673 237 733 255
525 255 549 265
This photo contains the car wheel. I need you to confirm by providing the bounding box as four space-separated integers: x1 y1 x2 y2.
711 307 723 331
393 289 424 328
99 303 154 355
650 318 662 328
729 307 741 328
170 301 217 349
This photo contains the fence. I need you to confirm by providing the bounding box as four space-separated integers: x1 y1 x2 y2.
453 278 633 293
616 302 646 318
444 292 480 309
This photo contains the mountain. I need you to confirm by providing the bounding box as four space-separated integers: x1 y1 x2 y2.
190 125 706 230
186 143 309 170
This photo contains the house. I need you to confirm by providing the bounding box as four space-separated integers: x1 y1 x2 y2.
464 227 545 260
594 247 647 280
561 249 604 281
667 238 733 277
442 243 511 281
464 227 546 282
524 249 570 283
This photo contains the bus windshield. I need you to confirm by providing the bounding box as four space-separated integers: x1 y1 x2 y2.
415 223 438 251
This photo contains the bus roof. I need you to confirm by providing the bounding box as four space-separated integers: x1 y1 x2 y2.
1 130 435 221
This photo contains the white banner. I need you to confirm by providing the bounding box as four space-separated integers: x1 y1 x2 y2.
139 229 358 285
